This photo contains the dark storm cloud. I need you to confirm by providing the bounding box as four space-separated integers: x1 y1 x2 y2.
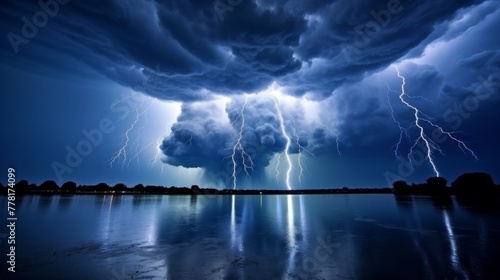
314 62 471 153
281 0 484 99
320 83 393 148
1 0 486 101
161 96 289 178
160 101 235 169
459 50 500 71
160 95 344 181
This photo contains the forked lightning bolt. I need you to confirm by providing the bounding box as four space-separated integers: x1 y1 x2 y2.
394 65 477 177
149 137 165 167
127 141 155 168
291 118 315 186
318 123 342 157
149 137 168 175
272 95 293 190
230 96 254 189
395 65 440 176
109 99 151 167
274 152 283 183
378 75 410 159
127 101 154 167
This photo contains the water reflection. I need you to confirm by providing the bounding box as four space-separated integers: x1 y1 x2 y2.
2 194 499 279
286 195 296 248
230 195 243 252
37 195 53 211
57 194 74 209
442 210 469 280
393 195 500 279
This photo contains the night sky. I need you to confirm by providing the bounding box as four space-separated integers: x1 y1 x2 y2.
1 0 499 189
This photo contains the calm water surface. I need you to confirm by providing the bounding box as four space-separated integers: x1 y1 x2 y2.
1 194 499 280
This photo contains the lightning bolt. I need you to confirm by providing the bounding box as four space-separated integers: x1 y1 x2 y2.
229 96 254 189
109 99 150 167
149 137 165 167
290 118 315 186
149 137 168 175
405 93 436 105
272 95 293 190
274 151 283 183
127 101 154 167
395 65 441 176
378 75 410 159
127 141 155 168
109 93 135 119
428 124 478 160
108 92 174 174
186 134 193 147
318 122 342 157
394 65 477 177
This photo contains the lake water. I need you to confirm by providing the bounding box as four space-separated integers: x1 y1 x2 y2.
1 194 499 280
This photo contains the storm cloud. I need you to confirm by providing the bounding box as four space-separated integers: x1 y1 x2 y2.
1 0 488 101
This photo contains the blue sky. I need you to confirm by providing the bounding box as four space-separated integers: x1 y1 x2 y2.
1 0 499 189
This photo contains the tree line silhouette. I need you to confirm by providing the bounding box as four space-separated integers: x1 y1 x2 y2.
0 180 220 195
0 180 391 195
0 172 498 196
392 172 499 196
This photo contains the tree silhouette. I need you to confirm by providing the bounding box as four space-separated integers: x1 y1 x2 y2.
191 185 201 194
426 177 448 195
452 172 496 195
133 184 145 192
393 180 410 194
113 183 127 191
39 180 59 191
95 183 111 192
61 181 77 191
14 180 29 192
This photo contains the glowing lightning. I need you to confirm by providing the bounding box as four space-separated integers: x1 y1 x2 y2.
108 93 176 174
127 141 155 168
127 101 154 167
149 137 167 175
274 152 283 183
290 118 315 186
394 65 478 177
378 75 410 159
318 123 342 157
272 95 293 190
395 65 441 177
149 138 165 167
230 96 254 189
109 99 148 167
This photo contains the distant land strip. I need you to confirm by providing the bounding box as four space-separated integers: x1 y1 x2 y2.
1 172 499 196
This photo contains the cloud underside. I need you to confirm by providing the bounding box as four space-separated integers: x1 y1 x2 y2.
1 0 488 101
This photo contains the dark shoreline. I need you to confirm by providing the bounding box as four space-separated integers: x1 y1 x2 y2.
1 188 393 196
2 172 499 197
